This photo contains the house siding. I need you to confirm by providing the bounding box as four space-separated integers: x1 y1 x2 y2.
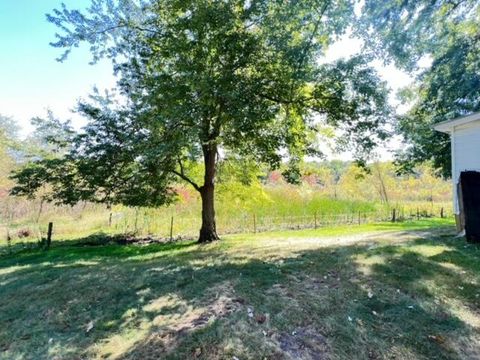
452 119 480 214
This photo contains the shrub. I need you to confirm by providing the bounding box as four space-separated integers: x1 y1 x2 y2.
17 228 32 238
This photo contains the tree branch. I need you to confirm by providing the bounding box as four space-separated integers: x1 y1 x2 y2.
81 20 161 39
172 160 201 192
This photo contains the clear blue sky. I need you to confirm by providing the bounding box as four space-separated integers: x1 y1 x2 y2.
0 0 115 134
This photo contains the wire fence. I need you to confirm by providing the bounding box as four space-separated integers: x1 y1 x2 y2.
109 205 452 239
1 204 452 244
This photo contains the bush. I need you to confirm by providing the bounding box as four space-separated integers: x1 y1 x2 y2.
17 228 32 238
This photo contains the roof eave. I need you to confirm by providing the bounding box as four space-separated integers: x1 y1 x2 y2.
433 111 480 134
433 124 452 133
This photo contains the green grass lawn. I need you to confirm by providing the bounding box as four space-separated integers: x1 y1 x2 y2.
2 218 480 359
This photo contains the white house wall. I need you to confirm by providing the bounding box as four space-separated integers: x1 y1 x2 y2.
452 119 480 214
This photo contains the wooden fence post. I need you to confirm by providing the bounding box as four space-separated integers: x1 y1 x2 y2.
46 222 53 249
358 212 361 225
170 216 174 241
440 207 444 219
391 209 396 223
417 207 420 220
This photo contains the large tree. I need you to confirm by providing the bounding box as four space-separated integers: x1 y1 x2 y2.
12 0 389 242
360 0 480 178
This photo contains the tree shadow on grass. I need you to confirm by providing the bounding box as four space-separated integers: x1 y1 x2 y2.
0 233 200 271
1 229 480 359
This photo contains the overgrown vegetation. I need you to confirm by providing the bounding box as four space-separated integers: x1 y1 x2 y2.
1 158 451 243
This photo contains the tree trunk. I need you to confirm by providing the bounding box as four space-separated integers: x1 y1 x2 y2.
198 144 220 243
199 185 219 243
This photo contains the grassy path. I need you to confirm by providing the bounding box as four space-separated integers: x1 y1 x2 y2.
3 219 480 359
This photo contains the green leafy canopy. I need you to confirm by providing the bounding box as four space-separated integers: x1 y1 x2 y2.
360 0 480 177
12 0 390 207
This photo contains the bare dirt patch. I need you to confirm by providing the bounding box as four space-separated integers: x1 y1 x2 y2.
276 327 330 360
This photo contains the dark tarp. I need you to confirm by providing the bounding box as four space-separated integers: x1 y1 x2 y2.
460 171 480 242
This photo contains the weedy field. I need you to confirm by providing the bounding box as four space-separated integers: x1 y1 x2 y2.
1 192 451 243
1 162 452 243
2 218 480 360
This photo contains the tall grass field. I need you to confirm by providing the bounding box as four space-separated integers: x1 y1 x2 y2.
1 182 452 244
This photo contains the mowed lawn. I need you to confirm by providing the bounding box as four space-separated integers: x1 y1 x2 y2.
2 219 480 359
